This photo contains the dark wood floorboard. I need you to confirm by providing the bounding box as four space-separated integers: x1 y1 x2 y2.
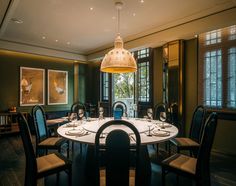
0 134 236 186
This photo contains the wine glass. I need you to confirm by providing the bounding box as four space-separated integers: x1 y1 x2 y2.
160 112 166 129
147 108 153 121
147 122 153 136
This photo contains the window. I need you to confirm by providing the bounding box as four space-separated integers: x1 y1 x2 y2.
133 48 152 103
101 72 109 101
204 50 222 107
100 48 152 104
228 47 236 108
198 25 236 110
138 61 150 102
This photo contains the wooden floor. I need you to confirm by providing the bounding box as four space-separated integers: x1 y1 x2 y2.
1 134 236 186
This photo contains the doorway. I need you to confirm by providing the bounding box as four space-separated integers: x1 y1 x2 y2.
112 73 135 117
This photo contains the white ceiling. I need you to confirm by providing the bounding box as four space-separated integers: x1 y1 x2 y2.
0 0 236 60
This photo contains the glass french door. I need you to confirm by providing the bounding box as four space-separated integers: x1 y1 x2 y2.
112 73 136 117
100 48 152 118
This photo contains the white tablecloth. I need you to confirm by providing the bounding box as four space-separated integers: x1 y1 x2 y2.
57 117 178 145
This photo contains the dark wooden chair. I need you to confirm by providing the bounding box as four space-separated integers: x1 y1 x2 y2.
169 102 179 128
95 120 141 186
18 113 72 186
169 105 206 156
112 101 128 117
71 101 87 119
161 112 217 186
31 105 69 157
153 103 167 121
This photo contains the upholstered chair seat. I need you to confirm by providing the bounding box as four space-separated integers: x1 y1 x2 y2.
38 137 66 147
162 154 197 175
170 138 200 149
36 152 70 176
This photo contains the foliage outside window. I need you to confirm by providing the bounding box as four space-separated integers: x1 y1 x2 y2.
113 73 134 99
198 25 236 110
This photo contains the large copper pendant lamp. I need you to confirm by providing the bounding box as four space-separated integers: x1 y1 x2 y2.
100 2 137 73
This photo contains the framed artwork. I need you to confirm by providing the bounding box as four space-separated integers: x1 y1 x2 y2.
20 67 45 106
48 69 68 105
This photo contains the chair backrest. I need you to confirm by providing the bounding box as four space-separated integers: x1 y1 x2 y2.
71 101 86 118
153 103 166 120
196 112 217 183
18 113 37 186
31 105 48 143
189 105 206 143
169 102 178 125
112 101 128 117
95 120 141 186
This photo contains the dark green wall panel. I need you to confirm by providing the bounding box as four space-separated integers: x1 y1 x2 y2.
0 51 74 112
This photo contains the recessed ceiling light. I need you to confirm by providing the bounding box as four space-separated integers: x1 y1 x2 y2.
90 7 93 10
140 0 144 3
11 18 23 24
55 39 58 42
194 34 198 38
42 36 46 39
67 42 70 45
133 13 136 16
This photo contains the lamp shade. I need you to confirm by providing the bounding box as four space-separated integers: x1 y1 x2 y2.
100 35 137 73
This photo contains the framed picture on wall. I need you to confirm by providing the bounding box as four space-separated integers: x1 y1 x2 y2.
48 69 68 105
20 67 45 106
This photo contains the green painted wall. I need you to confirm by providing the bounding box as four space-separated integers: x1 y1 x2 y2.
0 51 74 112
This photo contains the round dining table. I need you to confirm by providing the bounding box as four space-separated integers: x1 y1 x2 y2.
58 117 178 145
57 117 178 186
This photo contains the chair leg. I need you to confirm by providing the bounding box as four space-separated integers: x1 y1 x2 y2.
68 166 72 186
156 144 159 155
80 143 83 154
67 141 70 158
168 141 171 156
162 167 166 186
72 141 74 152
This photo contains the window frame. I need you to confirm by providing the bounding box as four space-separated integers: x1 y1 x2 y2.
198 25 236 112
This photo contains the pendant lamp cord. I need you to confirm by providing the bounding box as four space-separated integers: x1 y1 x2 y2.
117 7 120 35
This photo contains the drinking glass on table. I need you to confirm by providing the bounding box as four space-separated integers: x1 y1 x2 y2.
147 122 153 136
160 111 166 129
